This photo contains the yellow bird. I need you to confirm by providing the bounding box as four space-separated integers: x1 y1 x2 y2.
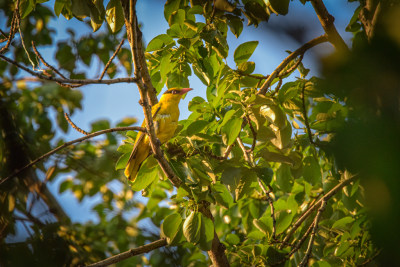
124 87 193 181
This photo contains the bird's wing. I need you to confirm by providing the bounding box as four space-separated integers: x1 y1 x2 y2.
126 103 162 163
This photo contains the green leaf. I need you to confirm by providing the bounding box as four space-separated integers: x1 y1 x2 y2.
187 120 209 136
105 0 124 33
115 152 130 170
253 218 269 235
59 178 73 193
183 211 201 244
225 233 240 245
71 0 90 19
234 41 258 64
238 61 255 74
146 34 174 52
254 167 273 186
276 164 293 193
221 166 242 191
332 216 354 230
221 117 242 146
130 158 159 191
226 14 243 38
20 0 35 19
275 210 294 235
303 156 321 185
269 0 290 15
161 213 183 244
89 0 105 32
167 72 190 88
164 0 181 23
54 0 67 17
199 214 214 251
212 183 233 209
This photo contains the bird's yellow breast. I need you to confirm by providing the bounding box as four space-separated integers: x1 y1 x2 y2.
153 100 180 144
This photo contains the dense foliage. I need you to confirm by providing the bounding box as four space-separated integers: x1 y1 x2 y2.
1 0 399 266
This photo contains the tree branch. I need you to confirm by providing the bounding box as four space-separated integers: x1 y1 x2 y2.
0 126 146 186
86 239 168 267
99 39 125 80
299 200 327 267
122 2 229 265
237 137 276 239
32 41 67 79
310 0 349 52
258 35 328 95
301 82 315 146
0 54 138 86
280 172 358 248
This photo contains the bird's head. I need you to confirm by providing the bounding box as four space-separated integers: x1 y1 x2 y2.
159 87 193 103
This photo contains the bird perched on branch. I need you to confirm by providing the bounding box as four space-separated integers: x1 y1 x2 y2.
125 87 193 181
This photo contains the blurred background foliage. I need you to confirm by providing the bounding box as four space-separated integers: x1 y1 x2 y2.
0 0 399 266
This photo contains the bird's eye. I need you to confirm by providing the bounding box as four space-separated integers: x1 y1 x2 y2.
172 90 178 94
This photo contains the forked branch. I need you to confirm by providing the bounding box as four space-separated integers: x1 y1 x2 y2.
258 35 328 95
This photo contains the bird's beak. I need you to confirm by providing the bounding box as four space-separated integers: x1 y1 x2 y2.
179 88 193 95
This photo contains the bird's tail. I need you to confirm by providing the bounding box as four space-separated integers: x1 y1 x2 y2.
124 151 150 181
124 160 141 181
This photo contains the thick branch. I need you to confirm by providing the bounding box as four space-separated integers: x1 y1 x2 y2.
121 0 157 106
86 239 168 267
310 0 349 52
121 0 188 191
0 126 146 186
0 54 138 85
359 1 381 41
258 35 328 95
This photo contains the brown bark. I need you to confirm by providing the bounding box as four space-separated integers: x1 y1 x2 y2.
310 0 349 53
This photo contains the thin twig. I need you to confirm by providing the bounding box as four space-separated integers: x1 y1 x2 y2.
86 239 167 267
0 8 18 54
258 35 328 95
280 173 358 248
0 54 138 85
299 200 326 267
278 53 304 77
270 78 283 97
32 41 67 79
64 113 90 135
288 219 315 257
301 82 315 145
245 115 257 153
0 126 146 186
99 39 125 80
310 0 349 52
223 144 233 159
258 178 276 239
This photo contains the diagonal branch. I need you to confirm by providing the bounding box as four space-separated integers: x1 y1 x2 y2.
299 200 327 267
280 172 358 248
121 0 189 191
99 39 125 80
258 35 328 95
0 126 146 186
32 41 67 79
86 238 168 267
310 0 349 52
0 54 138 86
